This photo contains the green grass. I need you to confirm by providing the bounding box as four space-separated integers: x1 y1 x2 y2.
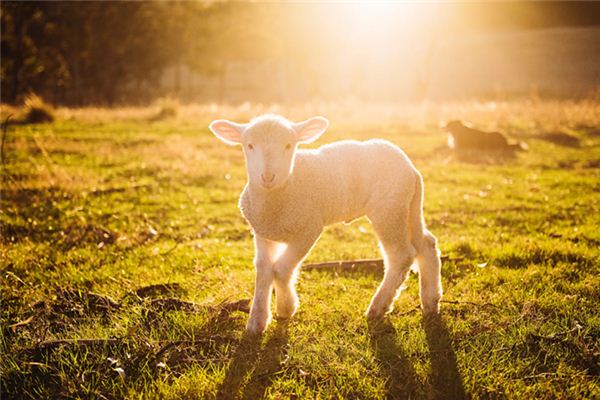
1 102 599 399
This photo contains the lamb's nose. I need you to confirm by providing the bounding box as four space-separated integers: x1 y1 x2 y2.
261 172 275 183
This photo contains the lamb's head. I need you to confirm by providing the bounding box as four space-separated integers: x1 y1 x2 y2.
209 115 329 190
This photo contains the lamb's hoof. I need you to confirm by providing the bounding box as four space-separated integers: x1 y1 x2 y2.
421 300 441 316
246 315 270 335
366 306 386 320
276 303 298 320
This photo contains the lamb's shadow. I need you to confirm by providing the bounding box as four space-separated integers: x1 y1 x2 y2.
216 320 290 400
368 318 420 399
422 314 467 400
241 320 289 400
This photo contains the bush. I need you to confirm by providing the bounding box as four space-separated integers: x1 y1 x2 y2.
23 94 55 123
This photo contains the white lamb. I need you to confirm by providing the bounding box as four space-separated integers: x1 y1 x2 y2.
209 114 443 334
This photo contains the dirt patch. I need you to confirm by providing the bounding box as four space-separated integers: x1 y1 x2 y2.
61 223 118 249
135 283 183 298
148 298 250 315
554 159 600 170
583 159 600 169
25 289 122 333
584 128 600 137
5 284 250 358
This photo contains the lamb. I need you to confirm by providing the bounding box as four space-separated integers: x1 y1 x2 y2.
209 114 443 334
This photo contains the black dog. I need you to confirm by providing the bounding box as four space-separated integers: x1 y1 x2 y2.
443 120 527 152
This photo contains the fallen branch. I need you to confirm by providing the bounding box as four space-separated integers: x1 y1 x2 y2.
302 258 383 272
8 315 35 331
526 325 582 343
4 271 29 286
302 255 461 272
159 243 180 256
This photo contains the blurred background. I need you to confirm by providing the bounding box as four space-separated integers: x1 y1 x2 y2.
1 1 599 107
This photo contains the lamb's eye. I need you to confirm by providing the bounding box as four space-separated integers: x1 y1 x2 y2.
247 144 254 150
285 143 291 150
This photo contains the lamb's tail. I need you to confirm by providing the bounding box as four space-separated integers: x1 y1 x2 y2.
409 172 443 314
408 172 426 251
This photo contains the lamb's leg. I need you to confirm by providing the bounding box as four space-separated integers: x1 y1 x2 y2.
367 207 416 319
273 231 321 319
416 230 443 314
247 235 281 334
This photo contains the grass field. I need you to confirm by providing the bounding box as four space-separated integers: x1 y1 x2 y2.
1 100 599 399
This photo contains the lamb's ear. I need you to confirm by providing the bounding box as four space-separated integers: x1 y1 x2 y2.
293 116 329 143
209 120 247 145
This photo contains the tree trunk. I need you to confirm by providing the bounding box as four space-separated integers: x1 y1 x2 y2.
9 8 27 104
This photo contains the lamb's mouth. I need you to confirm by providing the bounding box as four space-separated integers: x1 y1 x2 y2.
261 178 289 190
260 181 277 189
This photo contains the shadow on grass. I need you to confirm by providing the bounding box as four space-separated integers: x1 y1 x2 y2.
368 315 467 400
216 319 290 400
368 318 420 399
453 149 517 164
423 314 467 400
538 132 580 147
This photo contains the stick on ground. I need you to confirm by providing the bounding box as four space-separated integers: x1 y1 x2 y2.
302 258 383 271
302 255 459 272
